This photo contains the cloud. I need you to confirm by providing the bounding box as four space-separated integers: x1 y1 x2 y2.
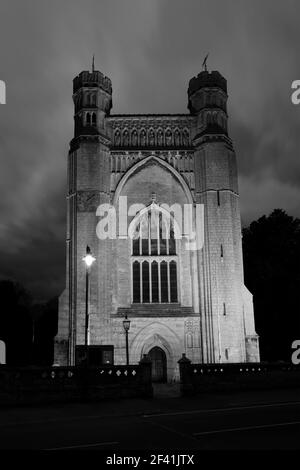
0 0 299 299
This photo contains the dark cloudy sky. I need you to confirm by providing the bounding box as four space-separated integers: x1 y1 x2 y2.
0 0 300 301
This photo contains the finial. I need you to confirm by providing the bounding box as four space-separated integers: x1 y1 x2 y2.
92 54 95 72
202 53 209 72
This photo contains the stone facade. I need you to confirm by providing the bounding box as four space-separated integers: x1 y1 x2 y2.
54 68 260 380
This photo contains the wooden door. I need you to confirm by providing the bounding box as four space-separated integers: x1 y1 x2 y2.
148 347 167 382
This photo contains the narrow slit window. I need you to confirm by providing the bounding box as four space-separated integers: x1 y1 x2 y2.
151 261 159 303
132 261 140 303
160 261 168 302
170 261 178 302
142 261 150 303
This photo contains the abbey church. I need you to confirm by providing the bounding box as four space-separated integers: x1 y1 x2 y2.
54 66 260 381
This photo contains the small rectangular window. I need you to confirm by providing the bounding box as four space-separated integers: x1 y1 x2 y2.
225 348 229 360
223 302 226 316
217 190 220 206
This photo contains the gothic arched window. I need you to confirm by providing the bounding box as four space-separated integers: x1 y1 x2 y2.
131 207 178 304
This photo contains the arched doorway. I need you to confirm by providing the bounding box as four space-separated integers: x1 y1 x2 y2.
148 346 167 383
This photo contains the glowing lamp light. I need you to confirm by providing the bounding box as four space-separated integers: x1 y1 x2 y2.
123 315 131 332
83 246 96 268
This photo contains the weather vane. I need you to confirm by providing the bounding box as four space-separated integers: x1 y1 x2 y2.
202 53 209 72
92 54 95 72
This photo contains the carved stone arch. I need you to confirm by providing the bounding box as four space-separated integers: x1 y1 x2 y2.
186 332 193 348
128 201 182 241
130 321 182 361
112 155 194 207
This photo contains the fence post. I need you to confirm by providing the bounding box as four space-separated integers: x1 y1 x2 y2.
139 354 153 398
178 353 193 396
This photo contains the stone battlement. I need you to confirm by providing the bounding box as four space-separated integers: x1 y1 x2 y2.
188 70 227 96
73 70 112 94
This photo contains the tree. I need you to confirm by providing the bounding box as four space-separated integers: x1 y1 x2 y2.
0 280 33 365
32 297 58 365
243 209 300 361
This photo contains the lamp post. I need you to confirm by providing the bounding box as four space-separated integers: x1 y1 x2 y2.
82 246 96 367
123 315 131 366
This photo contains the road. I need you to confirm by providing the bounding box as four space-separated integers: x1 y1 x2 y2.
1 387 300 451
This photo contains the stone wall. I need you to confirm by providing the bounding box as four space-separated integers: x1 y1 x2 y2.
178 357 300 395
0 361 152 406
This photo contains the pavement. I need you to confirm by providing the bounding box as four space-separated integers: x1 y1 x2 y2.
1 385 300 451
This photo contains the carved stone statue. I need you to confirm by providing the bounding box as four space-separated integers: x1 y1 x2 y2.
174 129 181 147
114 129 121 146
140 129 146 146
165 129 172 146
157 129 163 146
182 129 189 146
148 129 155 146
123 130 129 146
131 129 138 146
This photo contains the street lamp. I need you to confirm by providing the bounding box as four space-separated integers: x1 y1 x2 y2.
83 245 96 366
123 315 131 365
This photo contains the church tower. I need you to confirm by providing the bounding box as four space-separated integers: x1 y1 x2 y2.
188 71 258 363
54 66 259 378
55 70 113 365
